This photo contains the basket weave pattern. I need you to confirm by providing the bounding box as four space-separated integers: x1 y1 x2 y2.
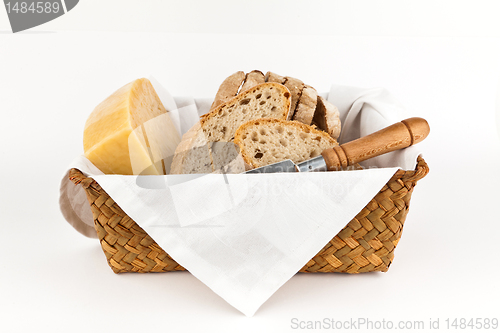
69 156 428 274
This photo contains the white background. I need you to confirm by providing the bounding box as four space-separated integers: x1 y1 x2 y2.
1 1 500 332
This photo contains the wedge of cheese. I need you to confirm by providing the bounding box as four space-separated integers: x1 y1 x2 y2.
84 78 180 175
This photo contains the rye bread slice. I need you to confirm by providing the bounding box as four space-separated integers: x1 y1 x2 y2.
264 71 286 84
170 122 213 174
312 96 342 140
171 83 291 174
283 76 305 120
293 85 317 125
240 70 265 93
210 71 246 110
234 118 338 169
200 82 291 142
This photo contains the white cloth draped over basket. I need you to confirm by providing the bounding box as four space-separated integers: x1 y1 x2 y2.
59 78 421 316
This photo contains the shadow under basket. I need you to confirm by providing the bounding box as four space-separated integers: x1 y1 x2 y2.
69 156 429 274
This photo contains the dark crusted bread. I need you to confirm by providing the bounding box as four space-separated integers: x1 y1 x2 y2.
293 85 317 125
312 96 341 140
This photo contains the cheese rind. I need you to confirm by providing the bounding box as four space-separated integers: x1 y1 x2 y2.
83 78 180 175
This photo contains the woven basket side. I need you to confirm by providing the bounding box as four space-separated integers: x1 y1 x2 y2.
69 156 428 274
69 169 185 273
299 156 429 273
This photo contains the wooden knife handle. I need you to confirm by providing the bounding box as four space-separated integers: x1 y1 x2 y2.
321 117 430 170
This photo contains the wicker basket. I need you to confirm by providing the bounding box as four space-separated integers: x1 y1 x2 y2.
69 156 428 274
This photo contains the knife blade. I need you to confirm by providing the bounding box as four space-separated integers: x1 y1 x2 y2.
244 156 327 174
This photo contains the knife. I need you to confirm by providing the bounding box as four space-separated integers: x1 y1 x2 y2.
244 117 429 173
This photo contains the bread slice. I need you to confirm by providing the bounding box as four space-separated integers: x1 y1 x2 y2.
171 82 291 174
209 141 247 174
170 122 212 174
234 118 338 169
210 71 246 110
200 82 291 142
240 70 265 92
283 76 305 120
265 71 286 84
293 85 317 125
313 96 341 140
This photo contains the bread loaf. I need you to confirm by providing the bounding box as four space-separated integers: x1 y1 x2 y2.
264 71 286 84
293 85 317 125
217 71 329 127
240 70 265 92
265 72 306 121
282 76 305 120
169 122 213 174
312 96 341 140
210 71 246 110
171 82 291 174
234 118 338 169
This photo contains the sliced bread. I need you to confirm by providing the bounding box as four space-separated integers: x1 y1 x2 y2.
240 70 265 92
171 82 291 174
234 118 338 169
210 71 246 110
264 71 286 84
312 96 341 140
170 122 212 174
282 76 305 120
200 82 291 142
293 85 317 125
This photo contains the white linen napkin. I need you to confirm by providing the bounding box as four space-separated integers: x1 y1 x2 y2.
59 81 421 316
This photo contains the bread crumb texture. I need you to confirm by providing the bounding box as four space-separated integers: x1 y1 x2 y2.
235 118 338 168
171 82 291 174
201 82 290 142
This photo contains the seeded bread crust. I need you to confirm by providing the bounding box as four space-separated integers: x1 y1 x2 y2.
210 71 246 110
171 83 291 174
234 118 338 169
293 85 318 125
313 96 342 140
